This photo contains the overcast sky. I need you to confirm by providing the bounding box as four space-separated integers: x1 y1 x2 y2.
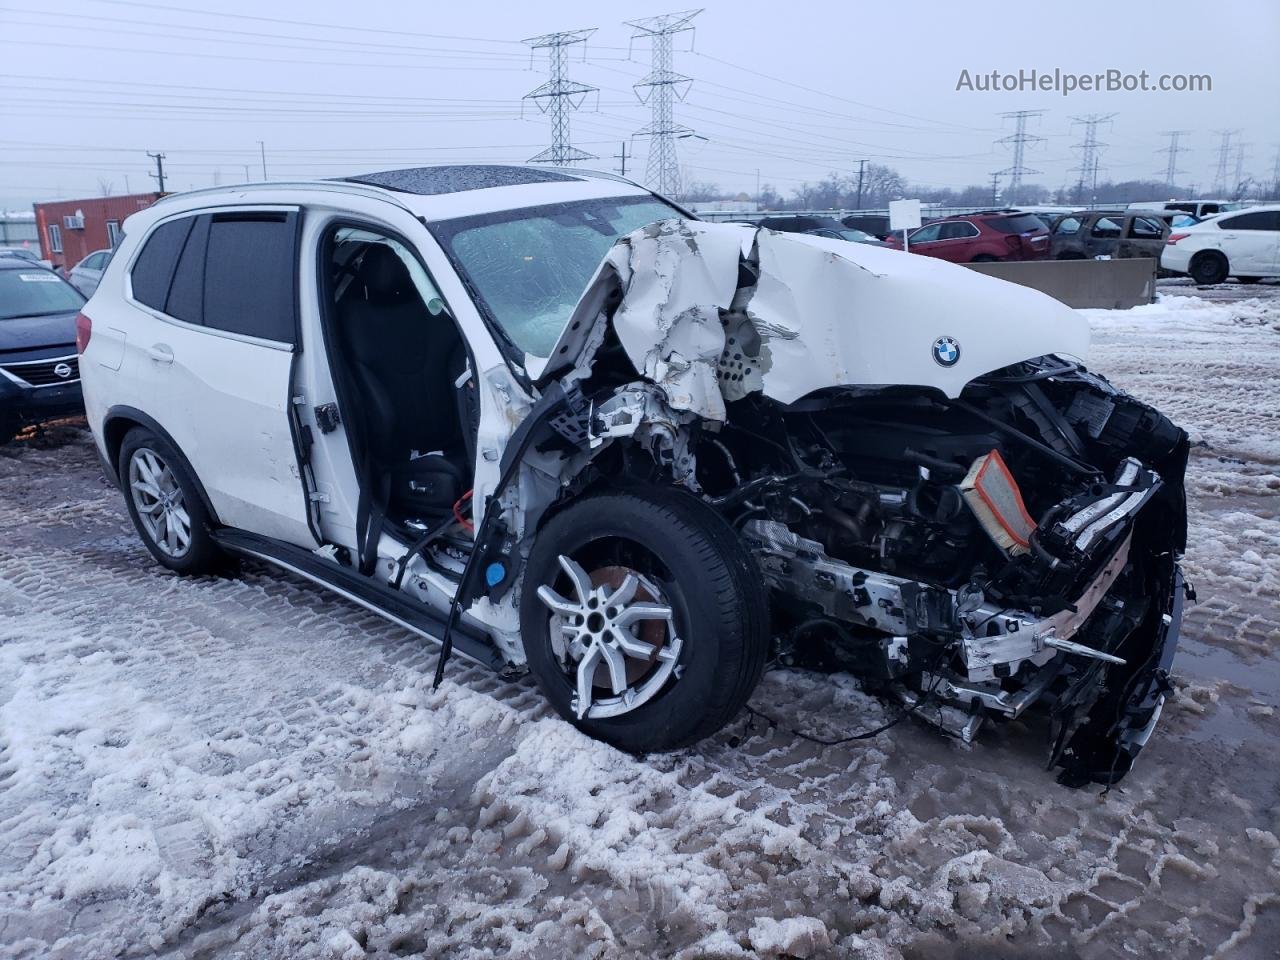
1 0 1277 209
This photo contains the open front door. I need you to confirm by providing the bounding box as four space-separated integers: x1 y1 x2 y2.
297 219 476 561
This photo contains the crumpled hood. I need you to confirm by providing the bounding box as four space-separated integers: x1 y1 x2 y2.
542 219 1089 421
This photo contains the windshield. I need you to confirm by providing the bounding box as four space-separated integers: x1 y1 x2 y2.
0 269 85 320
430 195 683 358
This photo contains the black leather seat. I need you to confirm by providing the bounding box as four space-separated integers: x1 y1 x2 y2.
336 244 470 516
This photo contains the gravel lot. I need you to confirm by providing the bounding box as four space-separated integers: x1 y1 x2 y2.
1 285 1278 959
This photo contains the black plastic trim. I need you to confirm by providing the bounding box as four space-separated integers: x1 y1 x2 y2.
211 527 505 671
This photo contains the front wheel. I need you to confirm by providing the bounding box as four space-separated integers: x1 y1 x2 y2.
519 489 769 752
118 427 224 575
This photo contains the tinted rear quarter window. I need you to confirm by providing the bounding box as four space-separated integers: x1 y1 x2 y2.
1219 211 1279 230
202 213 298 344
987 214 1045 234
165 215 209 325
131 218 194 311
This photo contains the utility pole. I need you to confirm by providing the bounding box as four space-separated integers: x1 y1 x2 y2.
243 164 252 182
626 9 702 198
523 29 598 165
1157 130 1190 187
994 110 1045 204
853 159 867 210
1070 113 1116 205
989 172 1001 206
1211 130 1237 195
147 151 167 193
614 141 629 178
257 140 268 180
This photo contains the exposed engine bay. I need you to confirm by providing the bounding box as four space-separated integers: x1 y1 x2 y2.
451 219 1188 787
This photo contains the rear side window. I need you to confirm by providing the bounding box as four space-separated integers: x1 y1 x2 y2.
165 216 210 325
202 214 298 344
1054 216 1081 235
1219 211 1280 230
1091 217 1123 237
131 217 194 311
987 214 1045 234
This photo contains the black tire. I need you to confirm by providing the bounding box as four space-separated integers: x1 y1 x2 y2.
519 487 769 752
1189 251 1229 285
1237 276 1261 285
971 254 999 262
118 426 225 575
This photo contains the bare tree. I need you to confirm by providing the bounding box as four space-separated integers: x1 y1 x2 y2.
97 177 116 197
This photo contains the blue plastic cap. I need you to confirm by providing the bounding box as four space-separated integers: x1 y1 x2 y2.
485 562 506 587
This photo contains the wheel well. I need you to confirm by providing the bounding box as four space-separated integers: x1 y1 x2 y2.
102 415 136 477
1190 249 1227 266
102 407 221 524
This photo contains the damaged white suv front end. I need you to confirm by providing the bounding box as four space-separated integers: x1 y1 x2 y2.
461 219 1187 788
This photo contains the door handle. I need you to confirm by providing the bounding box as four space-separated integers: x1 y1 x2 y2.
147 343 174 364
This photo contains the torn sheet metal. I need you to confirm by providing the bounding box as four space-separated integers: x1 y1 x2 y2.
548 219 1090 420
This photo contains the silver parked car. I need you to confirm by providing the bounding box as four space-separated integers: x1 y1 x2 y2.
68 248 113 296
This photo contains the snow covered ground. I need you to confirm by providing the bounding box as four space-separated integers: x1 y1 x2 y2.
1 287 1278 959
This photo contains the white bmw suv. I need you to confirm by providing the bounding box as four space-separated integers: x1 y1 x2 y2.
80 165 1189 785
1159 205 1280 284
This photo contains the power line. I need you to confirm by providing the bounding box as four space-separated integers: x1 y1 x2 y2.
78 0 529 46
523 29 598 165
1157 130 1190 185
994 110 1045 203
626 9 702 198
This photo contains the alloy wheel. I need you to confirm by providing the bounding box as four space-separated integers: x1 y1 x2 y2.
537 554 683 720
128 447 192 559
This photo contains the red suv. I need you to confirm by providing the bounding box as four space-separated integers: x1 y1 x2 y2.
883 211 1050 262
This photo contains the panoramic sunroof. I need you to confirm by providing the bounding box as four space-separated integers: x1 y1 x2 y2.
344 165 582 196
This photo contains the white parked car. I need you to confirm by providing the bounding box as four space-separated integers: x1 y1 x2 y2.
78 165 1189 785
1159 205 1280 284
1126 199 1252 219
68 247 113 296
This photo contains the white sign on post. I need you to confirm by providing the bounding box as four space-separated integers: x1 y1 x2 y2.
889 198 922 251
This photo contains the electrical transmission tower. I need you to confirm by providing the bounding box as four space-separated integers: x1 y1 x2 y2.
626 9 702 197
1232 140 1249 195
1069 113 1116 203
1157 130 1190 186
994 110 1045 204
1211 130 1237 194
523 29 598 165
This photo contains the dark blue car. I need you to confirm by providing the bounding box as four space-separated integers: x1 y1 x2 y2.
0 257 86 443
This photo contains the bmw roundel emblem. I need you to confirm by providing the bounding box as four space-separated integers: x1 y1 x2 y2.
932 336 961 367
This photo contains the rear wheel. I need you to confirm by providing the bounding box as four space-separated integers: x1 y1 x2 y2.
118 427 224 575
519 488 769 752
1189 251 1229 285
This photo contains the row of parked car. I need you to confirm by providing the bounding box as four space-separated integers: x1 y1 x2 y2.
0 244 112 296
749 203 1280 284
